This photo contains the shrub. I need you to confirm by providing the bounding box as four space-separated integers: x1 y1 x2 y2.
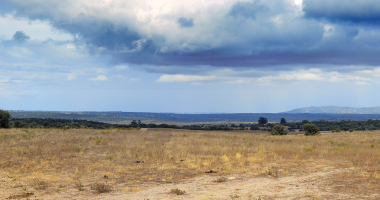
271 125 288 135
214 177 227 182
250 125 260 130
171 188 185 195
90 183 112 193
0 110 11 128
303 124 320 136
33 179 48 190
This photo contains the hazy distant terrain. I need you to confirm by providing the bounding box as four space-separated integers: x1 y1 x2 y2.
9 110 380 123
285 106 380 114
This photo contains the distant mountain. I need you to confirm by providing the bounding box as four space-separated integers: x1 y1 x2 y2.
285 106 380 114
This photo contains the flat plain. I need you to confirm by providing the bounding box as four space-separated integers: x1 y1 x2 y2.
1 128 380 199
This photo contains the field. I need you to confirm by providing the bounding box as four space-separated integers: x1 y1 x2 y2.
1 128 380 199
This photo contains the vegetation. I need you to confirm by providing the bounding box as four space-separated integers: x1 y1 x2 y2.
0 109 11 128
171 188 185 195
271 125 288 135
287 119 380 132
258 117 268 125
90 183 112 193
303 124 320 136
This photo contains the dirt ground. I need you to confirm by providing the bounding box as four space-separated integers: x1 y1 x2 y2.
2 164 378 199
2 129 380 199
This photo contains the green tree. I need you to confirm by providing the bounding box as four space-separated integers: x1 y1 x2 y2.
13 121 22 128
280 118 287 124
271 125 288 135
258 117 268 125
302 120 309 124
0 109 11 128
303 123 320 136
43 121 50 128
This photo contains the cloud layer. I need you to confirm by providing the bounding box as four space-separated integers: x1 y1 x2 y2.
1 0 380 68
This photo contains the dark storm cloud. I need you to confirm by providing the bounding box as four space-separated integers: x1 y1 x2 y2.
228 0 267 19
2 0 380 70
177 17 194 28
12 31 30 41
303 0 380 24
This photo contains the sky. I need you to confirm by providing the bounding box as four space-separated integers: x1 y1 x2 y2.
1 0 380 113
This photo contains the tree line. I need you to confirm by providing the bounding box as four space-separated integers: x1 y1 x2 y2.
2 109 380 132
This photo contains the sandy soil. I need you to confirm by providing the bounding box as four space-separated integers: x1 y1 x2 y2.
2 165 378 200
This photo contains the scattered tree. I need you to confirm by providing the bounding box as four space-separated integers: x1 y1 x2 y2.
342 126 349 132
303 123 320 136
280 118 287 124
130 120 138 128
0 109 11 128
258 117 268 125
302 120 309 124
43 121 50 128
271 125 288 135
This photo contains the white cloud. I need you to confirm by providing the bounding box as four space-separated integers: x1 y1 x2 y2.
129 78 140 82
66 74 77 81
114 65 129 70
328 72 371 82
67 44 76 49
89 75 108 81
96 69 107 74
258 69 325 83
356 81 370 85
157 74 215 83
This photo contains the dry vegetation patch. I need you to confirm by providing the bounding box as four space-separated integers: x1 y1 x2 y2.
1 128 380 198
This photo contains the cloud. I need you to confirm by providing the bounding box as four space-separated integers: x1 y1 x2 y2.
355 81 370 85
1 0 380 70
88 75 108 81
129 78 140 82
258 69 325 83
303 0 380 24
328 72 371 82
157 74 215 83
177 17 194 28
114 65 128 70
228 0 267 19
12 31 30 41
67 44 75 49
66 74 76 81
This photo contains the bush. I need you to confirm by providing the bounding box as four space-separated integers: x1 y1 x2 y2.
171 188 185 195
303 124 320 136
250 125 260 130
0 110 11 128
90 183 112 193
271 125 288 135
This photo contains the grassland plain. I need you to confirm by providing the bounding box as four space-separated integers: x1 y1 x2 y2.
1 129 380 199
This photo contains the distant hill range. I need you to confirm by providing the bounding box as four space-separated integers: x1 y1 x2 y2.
285 106 380 114
8 110 380 123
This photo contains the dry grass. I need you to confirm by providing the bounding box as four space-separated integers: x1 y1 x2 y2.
1 128 380 197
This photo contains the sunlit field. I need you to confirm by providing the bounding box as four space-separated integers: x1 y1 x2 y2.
1 128 380 199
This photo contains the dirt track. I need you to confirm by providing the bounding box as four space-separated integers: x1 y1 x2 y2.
2 165 378 200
